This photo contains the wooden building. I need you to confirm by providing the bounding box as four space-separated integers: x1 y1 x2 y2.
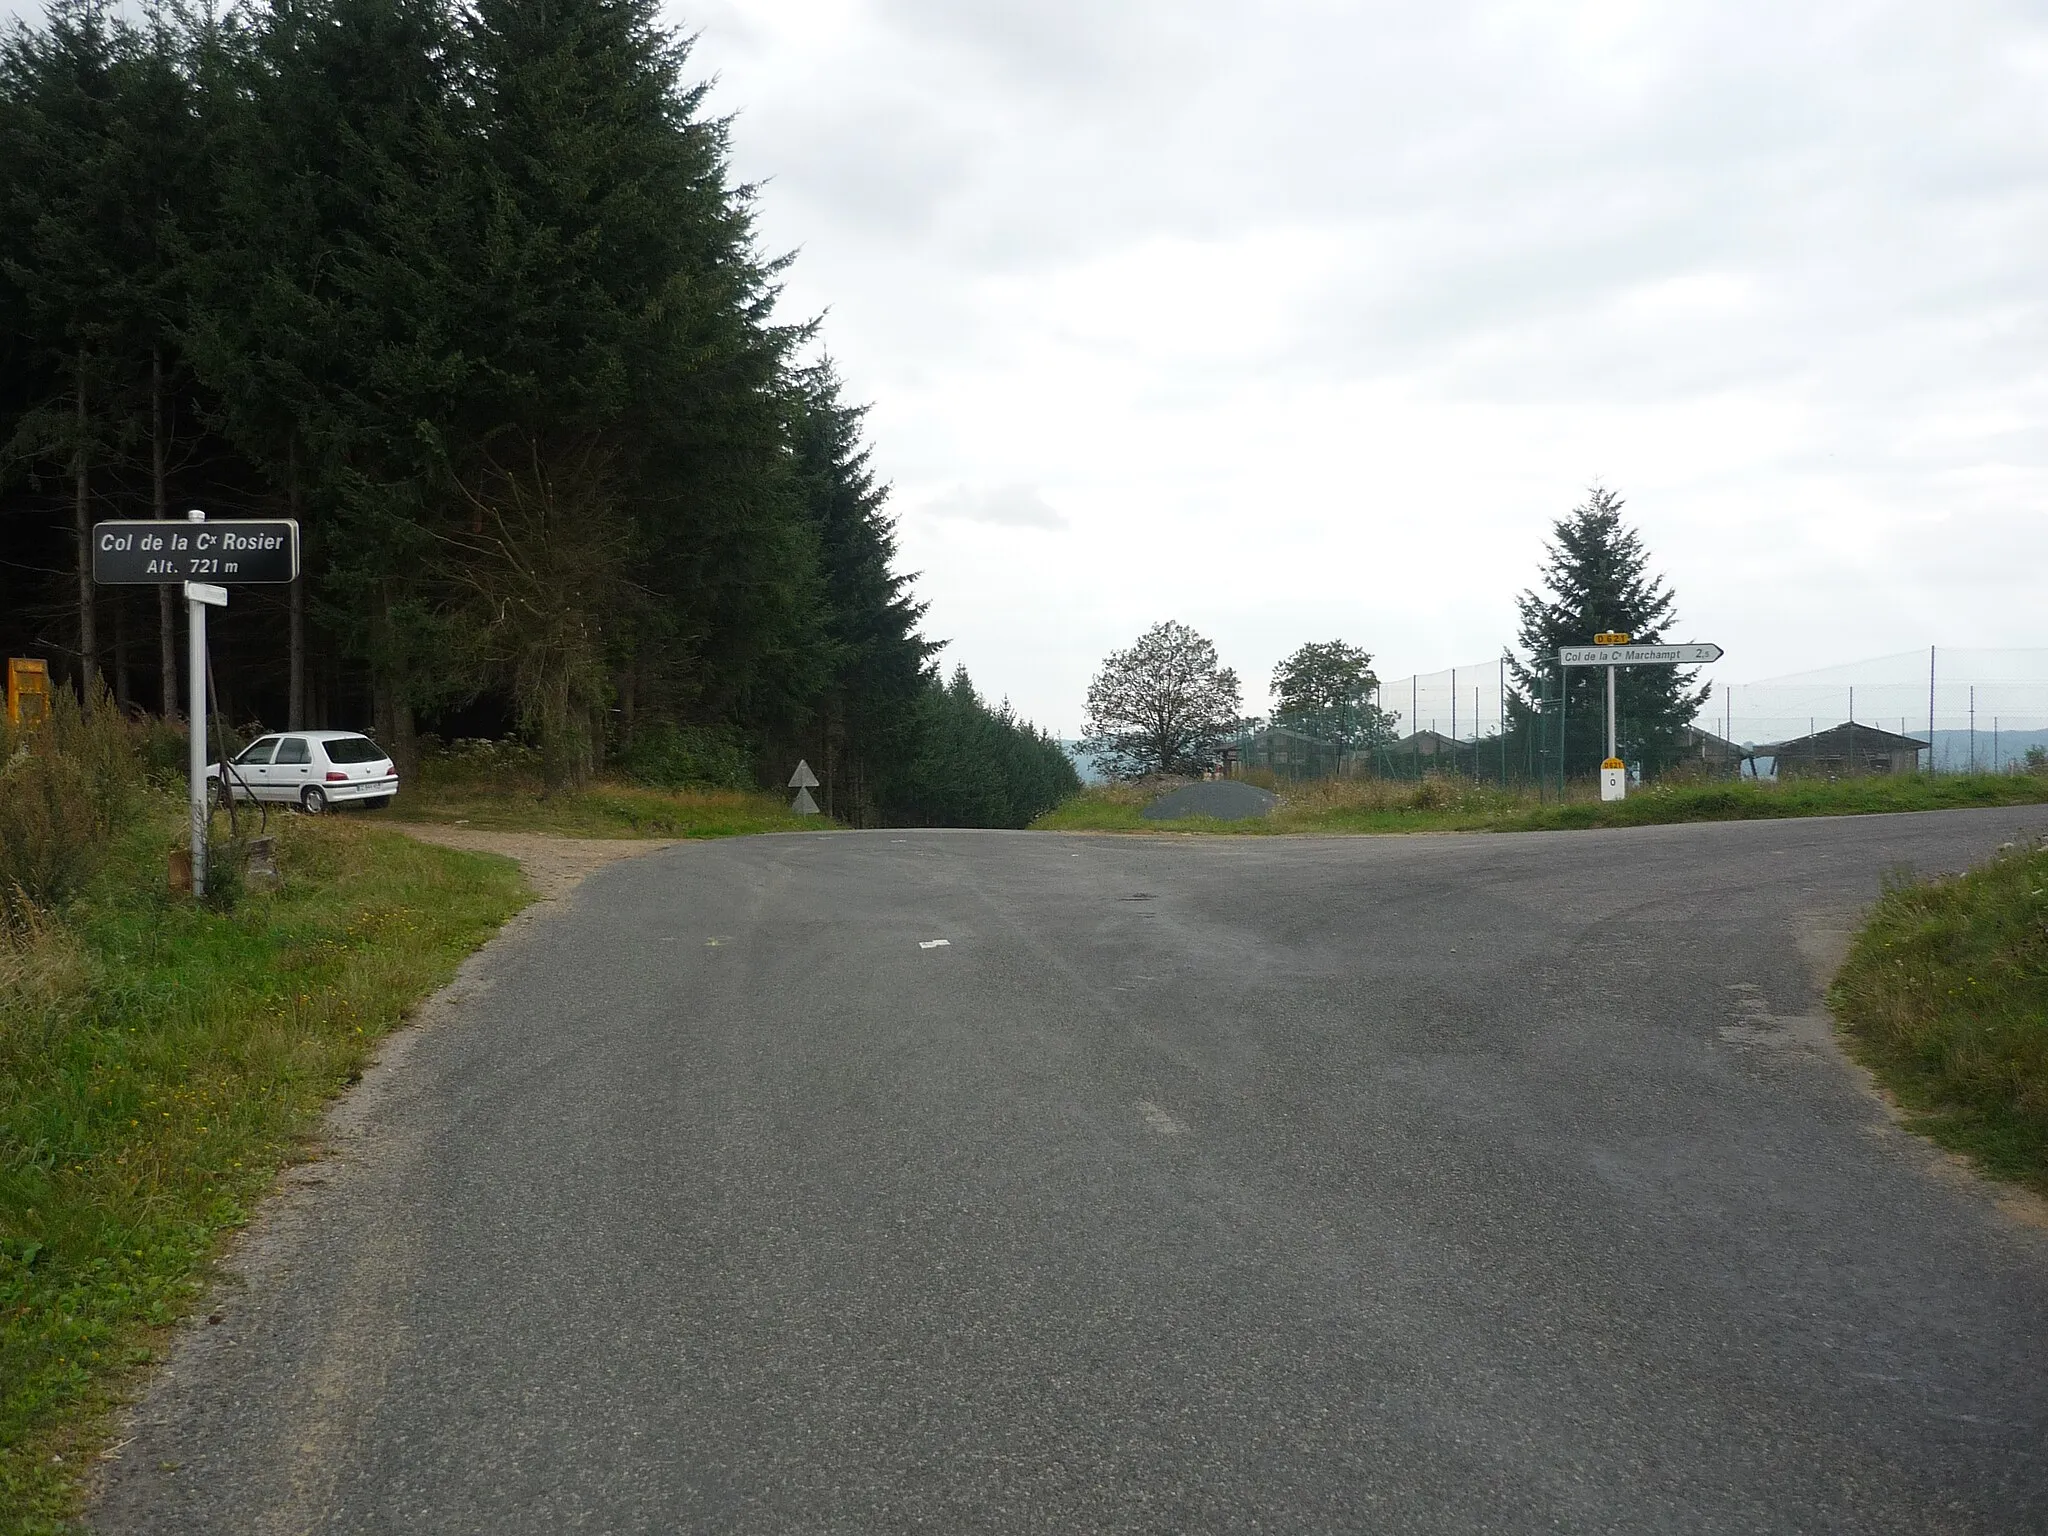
1675 725 1745 773
1757 722 1928 778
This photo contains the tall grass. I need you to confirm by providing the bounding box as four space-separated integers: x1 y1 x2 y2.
0 792 527 1531
0 689 140 934
1831 836 2048 1192
1032 770 2048 835
405 736 823 838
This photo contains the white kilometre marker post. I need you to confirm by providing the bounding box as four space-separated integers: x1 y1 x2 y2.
788 758 821 815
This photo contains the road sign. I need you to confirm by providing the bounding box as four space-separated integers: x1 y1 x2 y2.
1594 631 1632 645
92 519 299 584
788 759 821 814
1559 643 1722 667
184 581 227 608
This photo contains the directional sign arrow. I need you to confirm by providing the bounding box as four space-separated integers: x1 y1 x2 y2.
789 759 820 789
1559 643 1723 667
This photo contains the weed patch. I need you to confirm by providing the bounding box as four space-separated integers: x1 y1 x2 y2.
1033 772 2048 836
1831 837 2048 1193
0 799 527 1531
404 739 820 838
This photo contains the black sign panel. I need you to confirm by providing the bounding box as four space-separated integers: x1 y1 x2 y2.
91 520 300 584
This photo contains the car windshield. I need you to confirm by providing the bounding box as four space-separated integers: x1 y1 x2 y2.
321 735 386 765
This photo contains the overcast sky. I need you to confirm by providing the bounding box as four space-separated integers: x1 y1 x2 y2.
679 0 2047 731
12 0 2036 727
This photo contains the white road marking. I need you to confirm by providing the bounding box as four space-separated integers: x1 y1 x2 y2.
1135 1100 1189 1136
919 939 951 949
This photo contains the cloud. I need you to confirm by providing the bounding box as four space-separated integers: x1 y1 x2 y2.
921 483 1068 530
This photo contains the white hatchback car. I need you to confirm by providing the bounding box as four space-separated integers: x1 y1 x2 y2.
209 730 399 814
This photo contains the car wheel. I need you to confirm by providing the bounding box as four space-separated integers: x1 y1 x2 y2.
300 786 328 815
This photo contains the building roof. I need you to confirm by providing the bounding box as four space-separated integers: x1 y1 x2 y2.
1757 721 1929 756
1678 724 1742 754
1391 730 1463 752
1239 724 1338 746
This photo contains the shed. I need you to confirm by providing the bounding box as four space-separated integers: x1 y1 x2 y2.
1756 722 1928 777
1676 725 1745 772
1391 729 1462 762
1232 725 1346 781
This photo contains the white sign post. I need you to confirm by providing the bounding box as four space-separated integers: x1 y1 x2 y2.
1558 640 1724 803
92 507 298 900
182 513 228 894
788 758 821 816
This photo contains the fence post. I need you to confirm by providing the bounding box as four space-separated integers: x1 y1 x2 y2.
1928 646 1936 773
1558 661 1567 800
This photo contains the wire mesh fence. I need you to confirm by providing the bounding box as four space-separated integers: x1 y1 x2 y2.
1241 646 2048 784
1709 648 2048 773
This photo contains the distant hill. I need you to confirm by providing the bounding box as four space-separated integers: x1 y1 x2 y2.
1928 727 2048 772
1061 741 1114 786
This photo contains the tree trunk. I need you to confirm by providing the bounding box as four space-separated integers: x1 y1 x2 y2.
74 353 98 712
289 576 305 729
370 581 418 780
114 591 130 709
152 348 178 718
288 446 304 729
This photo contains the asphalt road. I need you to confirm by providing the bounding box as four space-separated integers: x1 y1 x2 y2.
96 808 2048 1533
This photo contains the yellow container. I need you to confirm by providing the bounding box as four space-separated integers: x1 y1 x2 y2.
6 657 50 727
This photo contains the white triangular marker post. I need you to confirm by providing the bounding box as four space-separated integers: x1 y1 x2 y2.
789 759 819 788
791 785 820 815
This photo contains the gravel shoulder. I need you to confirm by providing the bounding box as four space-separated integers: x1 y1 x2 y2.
381 821 678 900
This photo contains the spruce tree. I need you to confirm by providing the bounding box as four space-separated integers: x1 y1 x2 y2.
0 0 129 709
194 0 476 769
1506 487 1709 776
462 0 828 764
788 359 933 821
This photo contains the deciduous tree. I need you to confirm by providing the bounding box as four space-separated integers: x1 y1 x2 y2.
1271 639 1397 749
1083 620 1242 779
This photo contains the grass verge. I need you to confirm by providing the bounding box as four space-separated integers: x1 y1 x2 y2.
404 750 823 839
1033 772 2048 835
1831 835 2048 1195
0 798 529 1533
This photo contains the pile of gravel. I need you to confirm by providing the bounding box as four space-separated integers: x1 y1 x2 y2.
1141 781 1279 822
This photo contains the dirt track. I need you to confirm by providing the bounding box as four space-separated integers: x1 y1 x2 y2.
383 822 678 900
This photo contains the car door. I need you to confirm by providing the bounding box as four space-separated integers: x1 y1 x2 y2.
230 736 279 801
271 736 313 802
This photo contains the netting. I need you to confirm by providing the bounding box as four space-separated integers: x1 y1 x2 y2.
1356 646 2048 779
1705 648 2048 771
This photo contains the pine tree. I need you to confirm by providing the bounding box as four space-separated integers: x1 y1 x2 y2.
1506 487 1709 776
788 359 933 822
0 0 129 709
893 666 1079 828
193 0 477 770
0 0 1066 828
462 0 829 763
